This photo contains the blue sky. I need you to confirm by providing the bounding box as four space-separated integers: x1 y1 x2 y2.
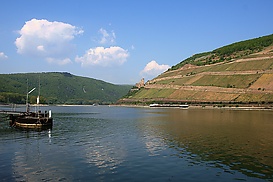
0 0 273 84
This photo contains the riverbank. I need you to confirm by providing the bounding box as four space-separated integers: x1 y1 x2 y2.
1 103 272 111
114 103 273 111
189 105 273 111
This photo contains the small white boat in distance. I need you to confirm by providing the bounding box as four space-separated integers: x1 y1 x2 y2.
149 103 160 107
179 104 189 109
149 103 189 109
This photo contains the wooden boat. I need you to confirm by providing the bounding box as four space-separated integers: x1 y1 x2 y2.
9 110 53 130
2 79 53 130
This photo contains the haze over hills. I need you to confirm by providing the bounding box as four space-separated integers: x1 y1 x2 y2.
0 72 132 105
119 34 273 106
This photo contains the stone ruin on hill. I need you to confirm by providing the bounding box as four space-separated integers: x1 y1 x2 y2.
135 78 145 88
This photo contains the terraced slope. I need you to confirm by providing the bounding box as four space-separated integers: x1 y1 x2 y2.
120 34 273 105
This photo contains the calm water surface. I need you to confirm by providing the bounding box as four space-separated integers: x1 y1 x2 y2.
0 105 273 181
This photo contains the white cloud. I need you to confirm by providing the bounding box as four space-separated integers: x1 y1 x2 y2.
37 45 45 52
15 18 83 65
0 52 8 59
46 57 72 65
140 60 170 78
75 46 129 67
98 28 116 44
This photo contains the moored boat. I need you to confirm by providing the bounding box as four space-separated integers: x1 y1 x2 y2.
1 78 53 130
9 110 53 130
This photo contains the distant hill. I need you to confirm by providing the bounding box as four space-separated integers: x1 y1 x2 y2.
119 34 273 106
0 72 132 105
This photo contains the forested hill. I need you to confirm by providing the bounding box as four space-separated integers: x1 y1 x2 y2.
119 34 273 106
0 72 132 104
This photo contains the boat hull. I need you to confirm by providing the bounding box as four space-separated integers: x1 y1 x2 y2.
9 112 53 130
14 118 53 129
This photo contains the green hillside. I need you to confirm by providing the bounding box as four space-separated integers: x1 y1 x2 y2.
0 72 132 105
119 34 273 106
170 34 273 70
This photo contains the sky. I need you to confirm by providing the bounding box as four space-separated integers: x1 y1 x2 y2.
0 0 273 84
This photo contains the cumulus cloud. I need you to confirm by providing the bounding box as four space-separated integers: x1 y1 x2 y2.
98 28 116 44
140 60 170 77
75 46 129 67
15 18 83 65
0 52 8 59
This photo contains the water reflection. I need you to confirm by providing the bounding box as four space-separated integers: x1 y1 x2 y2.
8 130 69 182
81 123 127 172
146 108 273 180
1 106 273 181
55 113 128 178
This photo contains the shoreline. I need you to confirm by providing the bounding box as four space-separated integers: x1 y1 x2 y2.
1 104 272 111
113 104 273 111
189 105 273 111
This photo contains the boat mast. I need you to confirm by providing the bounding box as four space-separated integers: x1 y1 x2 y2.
26 79 29 112
37 76 40 111
26 79 36 113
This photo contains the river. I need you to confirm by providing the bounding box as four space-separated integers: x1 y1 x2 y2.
0 105 273 181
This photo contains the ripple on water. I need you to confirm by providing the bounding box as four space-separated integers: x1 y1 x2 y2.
1 107 273 181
